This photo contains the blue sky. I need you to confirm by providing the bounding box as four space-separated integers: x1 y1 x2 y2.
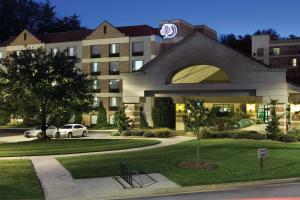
37 0 300 37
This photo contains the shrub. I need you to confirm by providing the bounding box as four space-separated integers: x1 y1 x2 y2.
152 97 175 129
275 134 297 143
152 128 172 138
121 130 132 136
132 129 144 136
143 131 155 137
97 101 108 127
111 131 121 136
208 130 234 138
234 131 267 140
237 118 254 128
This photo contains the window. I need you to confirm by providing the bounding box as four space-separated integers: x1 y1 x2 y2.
109 97 120 110
257 48 264 57
109 79 120 93
103 25 107 34
290 47 297 55
90 63 101 75
109 43 120 57
271 59 280 67
91 115 98 125
93 97 101 107
0 52 2 59
273 48 280 55
91 45 101 58
292 58 297 67
132 42 144 56
91 80 101 92
132 60 143 71
109 115 114 125
51 48 58 56
68 47 76 57
16 51 20 56
24 33 27 41
109 62 120 75
213 104 234 117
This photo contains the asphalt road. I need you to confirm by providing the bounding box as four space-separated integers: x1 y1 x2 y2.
127 182 300 200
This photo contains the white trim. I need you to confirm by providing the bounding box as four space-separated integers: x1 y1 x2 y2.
82 57 129 63
82 37 129 46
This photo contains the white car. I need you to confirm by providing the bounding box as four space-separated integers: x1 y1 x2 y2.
24 125 57 138
57 124 88 138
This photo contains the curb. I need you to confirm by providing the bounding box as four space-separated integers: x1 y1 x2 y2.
97 177 300 200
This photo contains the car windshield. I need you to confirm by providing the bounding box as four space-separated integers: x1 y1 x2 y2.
61 125 73 129
33 126 41 130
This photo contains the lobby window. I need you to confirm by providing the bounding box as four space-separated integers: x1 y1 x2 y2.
91 79 101 93
68 47 76 57
109 43 120 57
91 45 101 58
292 58 297 67
51 48 58 56
271 59 280 67
132 42 144 56
273 48 280 55
256 48 264 57
90 62 101 75
109 61 120 75
109 97 120 111
109 114 115 125
109 79 120 93
132 60 143 71
213 104 234 117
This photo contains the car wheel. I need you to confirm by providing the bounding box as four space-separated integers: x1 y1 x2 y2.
37 132 42 139
82 131 87 137
67 132 72 138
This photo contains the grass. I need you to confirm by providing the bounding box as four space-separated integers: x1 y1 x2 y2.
59 139 300 186
0 139 160 157
0 160 43 199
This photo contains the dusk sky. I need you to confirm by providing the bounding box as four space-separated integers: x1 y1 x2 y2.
38 0 300 37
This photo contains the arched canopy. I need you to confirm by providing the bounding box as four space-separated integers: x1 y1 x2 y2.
171 65 230 84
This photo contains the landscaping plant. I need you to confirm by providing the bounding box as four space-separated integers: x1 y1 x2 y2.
114 105 133 134
265 99 283 139
97 101 108 127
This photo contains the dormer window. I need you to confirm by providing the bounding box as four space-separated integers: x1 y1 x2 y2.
103 25 107 34
24 33 27 41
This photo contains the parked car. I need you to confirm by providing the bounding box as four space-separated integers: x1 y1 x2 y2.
56 124 88 138
24 125 57 138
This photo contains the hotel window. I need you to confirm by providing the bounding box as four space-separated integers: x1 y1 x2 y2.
132 42 144 56
0 52 2 59
91 45 101 58
109 79 120 93
93 97 101 107
109 43 120 57
289 47 297 55
109 115 115 125
109 61 120 75
273 48 280 55
16 51 20 56
256 48 264 57
292 58 297 67
132 60 143 71
90 115 98 125
90 62 101 75
51 48 58 56
68 47 76 57
91 80 101 93
109 97 120 111
271 59 280 67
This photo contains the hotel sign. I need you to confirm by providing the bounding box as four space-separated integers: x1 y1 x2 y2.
160 23 178 39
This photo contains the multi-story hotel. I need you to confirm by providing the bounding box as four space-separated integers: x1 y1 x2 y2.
252 34 300 67
1 19 300 132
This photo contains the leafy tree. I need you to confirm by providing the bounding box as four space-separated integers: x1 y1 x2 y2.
183 99 218 164
74 112 83 124
114 105 133 133
265 99 283 139
97 101 108 127
0 47 94 139
152 97 175 129
254 28 280 40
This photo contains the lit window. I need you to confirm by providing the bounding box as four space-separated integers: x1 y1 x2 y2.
132 42 144 56
273 48 280 55
109 43 120 57
92 80 100 91
109 97 120 107
91 115 97 125
109 62 120 75
68 47 76 57
93 97 101 107
91 45 101 58
0 52 2 59
132 60 143 71
109 115 115 125
90 63 101 75
51 48 58 55
109 79 120 93
292 58 297 67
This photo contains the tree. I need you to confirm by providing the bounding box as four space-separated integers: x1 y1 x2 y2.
0 47 94 139
265 99 282 139
183 99 218 164
219 33 252 55
254 28 280 40
152 97 175 129
97 101 107 127
114 105 133 133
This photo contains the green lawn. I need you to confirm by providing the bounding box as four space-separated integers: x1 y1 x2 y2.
0 139 159 157
0 160 43 199
59 139 300 186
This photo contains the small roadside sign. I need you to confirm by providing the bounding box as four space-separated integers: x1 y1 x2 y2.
258 148 267 159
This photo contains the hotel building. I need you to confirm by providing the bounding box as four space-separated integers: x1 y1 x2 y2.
1 19 300 132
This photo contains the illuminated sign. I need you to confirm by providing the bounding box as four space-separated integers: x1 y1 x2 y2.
160 23 178 39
